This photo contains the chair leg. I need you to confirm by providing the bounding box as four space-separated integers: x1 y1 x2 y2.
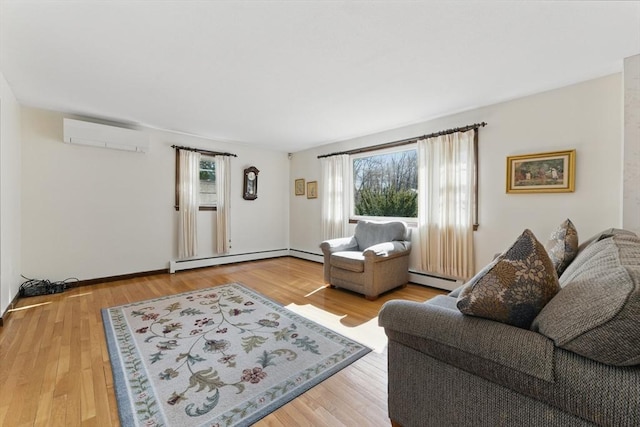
365 294 378 301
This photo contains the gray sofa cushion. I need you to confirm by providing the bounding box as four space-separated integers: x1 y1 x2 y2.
532 233 640 366
354 220 407 251
573 227 636 261
457 229 560 329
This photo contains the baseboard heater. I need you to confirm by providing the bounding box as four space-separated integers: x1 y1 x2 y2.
409 270 462 291
288 249 323 263
170 249 289 273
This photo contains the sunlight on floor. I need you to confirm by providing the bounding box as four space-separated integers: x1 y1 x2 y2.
285 303 387 353
8 301 51 312
68 292 93 298
304 286 328 298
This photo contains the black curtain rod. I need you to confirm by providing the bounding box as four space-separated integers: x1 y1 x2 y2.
317 122 487 159
171 145 238 157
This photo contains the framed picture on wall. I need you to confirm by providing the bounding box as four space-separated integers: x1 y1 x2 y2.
307 181 318 199
506 150 575 193
295 178 305 196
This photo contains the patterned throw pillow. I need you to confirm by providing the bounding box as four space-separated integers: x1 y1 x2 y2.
545 219 578 277
457 229 560 329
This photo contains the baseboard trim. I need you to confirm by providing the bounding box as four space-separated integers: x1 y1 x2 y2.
70 269 169 288
288 249 323 263
170 249 290 273
0 291 21 327
409 270 462 291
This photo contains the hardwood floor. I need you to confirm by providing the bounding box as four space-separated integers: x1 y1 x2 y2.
0 257 445 426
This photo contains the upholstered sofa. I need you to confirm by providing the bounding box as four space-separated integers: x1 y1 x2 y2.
379 227 640 426
320 220 411 300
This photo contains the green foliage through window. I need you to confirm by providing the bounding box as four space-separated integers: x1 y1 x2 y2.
353 149 418 218
199 157 216 206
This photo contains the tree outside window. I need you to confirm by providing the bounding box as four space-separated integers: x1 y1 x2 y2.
352 148 418 219
199 156 216 207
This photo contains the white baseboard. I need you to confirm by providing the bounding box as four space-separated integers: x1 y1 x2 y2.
408 270 462 291
288 249 323 263
169 249 289 273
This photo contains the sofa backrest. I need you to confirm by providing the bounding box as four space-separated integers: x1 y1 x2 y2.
354 220 408 251
532 232 640 366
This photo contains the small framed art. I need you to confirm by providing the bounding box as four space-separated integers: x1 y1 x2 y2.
506 150 575 193
295 178 305 196
307 181 318 199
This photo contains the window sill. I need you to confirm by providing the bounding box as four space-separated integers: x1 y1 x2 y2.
174 206 217 211
349 217 478 231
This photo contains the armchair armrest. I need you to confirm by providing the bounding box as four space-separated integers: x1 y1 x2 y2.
363 241 411 261
320 236 358 254
379 297 555 382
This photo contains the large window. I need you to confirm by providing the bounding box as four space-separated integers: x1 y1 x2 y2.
175 152 217 210
351 147 418 219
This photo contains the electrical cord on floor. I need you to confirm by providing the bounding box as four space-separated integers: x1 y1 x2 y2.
19 274 79 297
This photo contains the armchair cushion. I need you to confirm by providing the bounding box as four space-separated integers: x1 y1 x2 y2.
330 251 365 272
354 220 408 250
457 229 560 329
363 241 411 259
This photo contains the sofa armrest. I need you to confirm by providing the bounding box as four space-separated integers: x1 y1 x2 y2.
320 236 358 254
379 296 556 382
363 241 411 261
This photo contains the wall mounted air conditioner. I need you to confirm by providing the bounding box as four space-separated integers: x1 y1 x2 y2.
63 118 150 153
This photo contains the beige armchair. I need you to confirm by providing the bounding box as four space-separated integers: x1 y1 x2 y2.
320 220 412 300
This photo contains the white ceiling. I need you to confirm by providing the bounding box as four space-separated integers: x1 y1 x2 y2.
1 1 639 153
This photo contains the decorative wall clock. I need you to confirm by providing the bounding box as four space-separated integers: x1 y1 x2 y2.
243 166 259 200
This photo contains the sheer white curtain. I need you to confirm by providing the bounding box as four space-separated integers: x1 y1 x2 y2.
417 129 476 279
320 154 350 240
178 149 200 259
215 155 231 254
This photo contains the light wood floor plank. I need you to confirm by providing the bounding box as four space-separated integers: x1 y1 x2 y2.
0 257 445 426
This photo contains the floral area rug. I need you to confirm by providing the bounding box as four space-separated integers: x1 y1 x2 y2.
102 283 371 427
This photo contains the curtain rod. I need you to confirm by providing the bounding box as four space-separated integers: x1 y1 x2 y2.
171 145 237 157
317 122 487 159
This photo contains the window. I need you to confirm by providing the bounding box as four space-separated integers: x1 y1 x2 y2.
351 147 418 220
175 152 217 210
198 156 216 207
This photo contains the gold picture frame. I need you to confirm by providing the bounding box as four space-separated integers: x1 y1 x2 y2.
294 178 305 196
506 150 575 193
307 181 318 199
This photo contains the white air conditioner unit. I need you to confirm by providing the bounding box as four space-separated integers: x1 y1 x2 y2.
63 118 150 153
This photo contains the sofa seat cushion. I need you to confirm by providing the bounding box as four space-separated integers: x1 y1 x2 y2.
457 229 560 329
532 233 640 366
330 251 365 273
545 218 579 277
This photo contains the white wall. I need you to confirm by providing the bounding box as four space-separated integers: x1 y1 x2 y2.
290 74 624 283
21 107 289 281
0 71 22 316
623 54 640 234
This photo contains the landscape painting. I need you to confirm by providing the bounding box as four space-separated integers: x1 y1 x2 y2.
506 150 575 193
